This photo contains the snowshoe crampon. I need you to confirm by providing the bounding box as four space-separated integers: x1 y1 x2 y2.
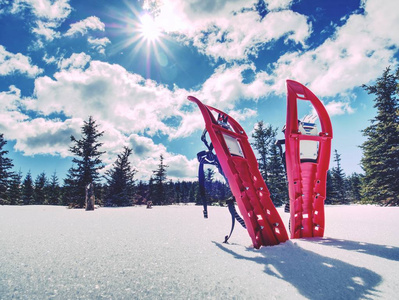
284 80 333 238
188 96 288 248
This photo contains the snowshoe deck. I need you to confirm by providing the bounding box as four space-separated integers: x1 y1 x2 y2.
285 80 333 238
188 96 288 248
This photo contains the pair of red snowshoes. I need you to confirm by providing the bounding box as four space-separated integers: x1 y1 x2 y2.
189 80 333 248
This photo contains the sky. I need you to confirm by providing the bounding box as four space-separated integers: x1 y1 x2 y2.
0 0 398 182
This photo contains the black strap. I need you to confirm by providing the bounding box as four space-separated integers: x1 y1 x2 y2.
197 129 246 242
197 154 208 218
197 149 220 218
224 198 246 243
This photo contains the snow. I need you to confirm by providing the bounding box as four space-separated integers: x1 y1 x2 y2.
0 204 398 299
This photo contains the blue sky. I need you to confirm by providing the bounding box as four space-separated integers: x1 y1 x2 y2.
0 0 398 182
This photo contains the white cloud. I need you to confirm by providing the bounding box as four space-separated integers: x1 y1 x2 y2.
228 108 257 121
57 52 91 70
88 37 111 54
270 0 399 97
11 0 71 21
32 20 61 41
12 118 81 157
324 101 355 116
0 45 43 77
0 86 79 157
0 80 196 179
149 0 311 61
33 60 187 136
192 10 311 61
65 16 105 37
265 0 294 11
10 0 72 42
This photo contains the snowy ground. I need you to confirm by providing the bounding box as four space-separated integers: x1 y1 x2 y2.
0 204 398 299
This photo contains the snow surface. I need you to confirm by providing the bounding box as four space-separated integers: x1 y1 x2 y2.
0 204 398 299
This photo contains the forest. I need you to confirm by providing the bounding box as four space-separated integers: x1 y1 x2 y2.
0 67 398 208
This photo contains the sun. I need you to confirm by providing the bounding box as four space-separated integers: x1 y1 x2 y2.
139 14 161 42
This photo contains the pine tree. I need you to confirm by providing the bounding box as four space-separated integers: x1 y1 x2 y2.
251 121 277 183
360 67 399 205
22 171 34 205
0 133 14 204
147 176 155 205
34 172 47 205
61 168 79 207
180 181 190 203
105 146 136 206
134 180 147 205
252 121 287 206
8 170 22 205
152 154 168 205
267 143 288 206
347 172 363 203
68 116 105 208
325 170 333 204
47 172 61 205
330 149 348 204
204 168 215 204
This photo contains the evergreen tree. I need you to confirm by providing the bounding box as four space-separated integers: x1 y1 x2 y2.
325 170 333 204
180 181 193 203
22 171 34 205
47 172 61 205
105 147 136 206
147 176 155 204
68 116 105 208
330 149 348 204
61 168 79 207
360 67 399 205
252 121 287 206
174 181 182 204
134 180 147 205
204 168 215 204
166 179 175 204
267 143 288 206
152 154 168 205
0 133 14 205
251 121 277 183
8 170 22 205
347 172 363 203
34 172 47 205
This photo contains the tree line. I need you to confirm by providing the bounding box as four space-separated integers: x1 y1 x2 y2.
0 67 398 207
0 117 231 207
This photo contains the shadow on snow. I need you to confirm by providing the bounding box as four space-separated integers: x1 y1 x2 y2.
310 237 399 262
213 240 382 300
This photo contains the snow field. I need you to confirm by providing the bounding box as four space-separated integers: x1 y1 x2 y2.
0 204 398 299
